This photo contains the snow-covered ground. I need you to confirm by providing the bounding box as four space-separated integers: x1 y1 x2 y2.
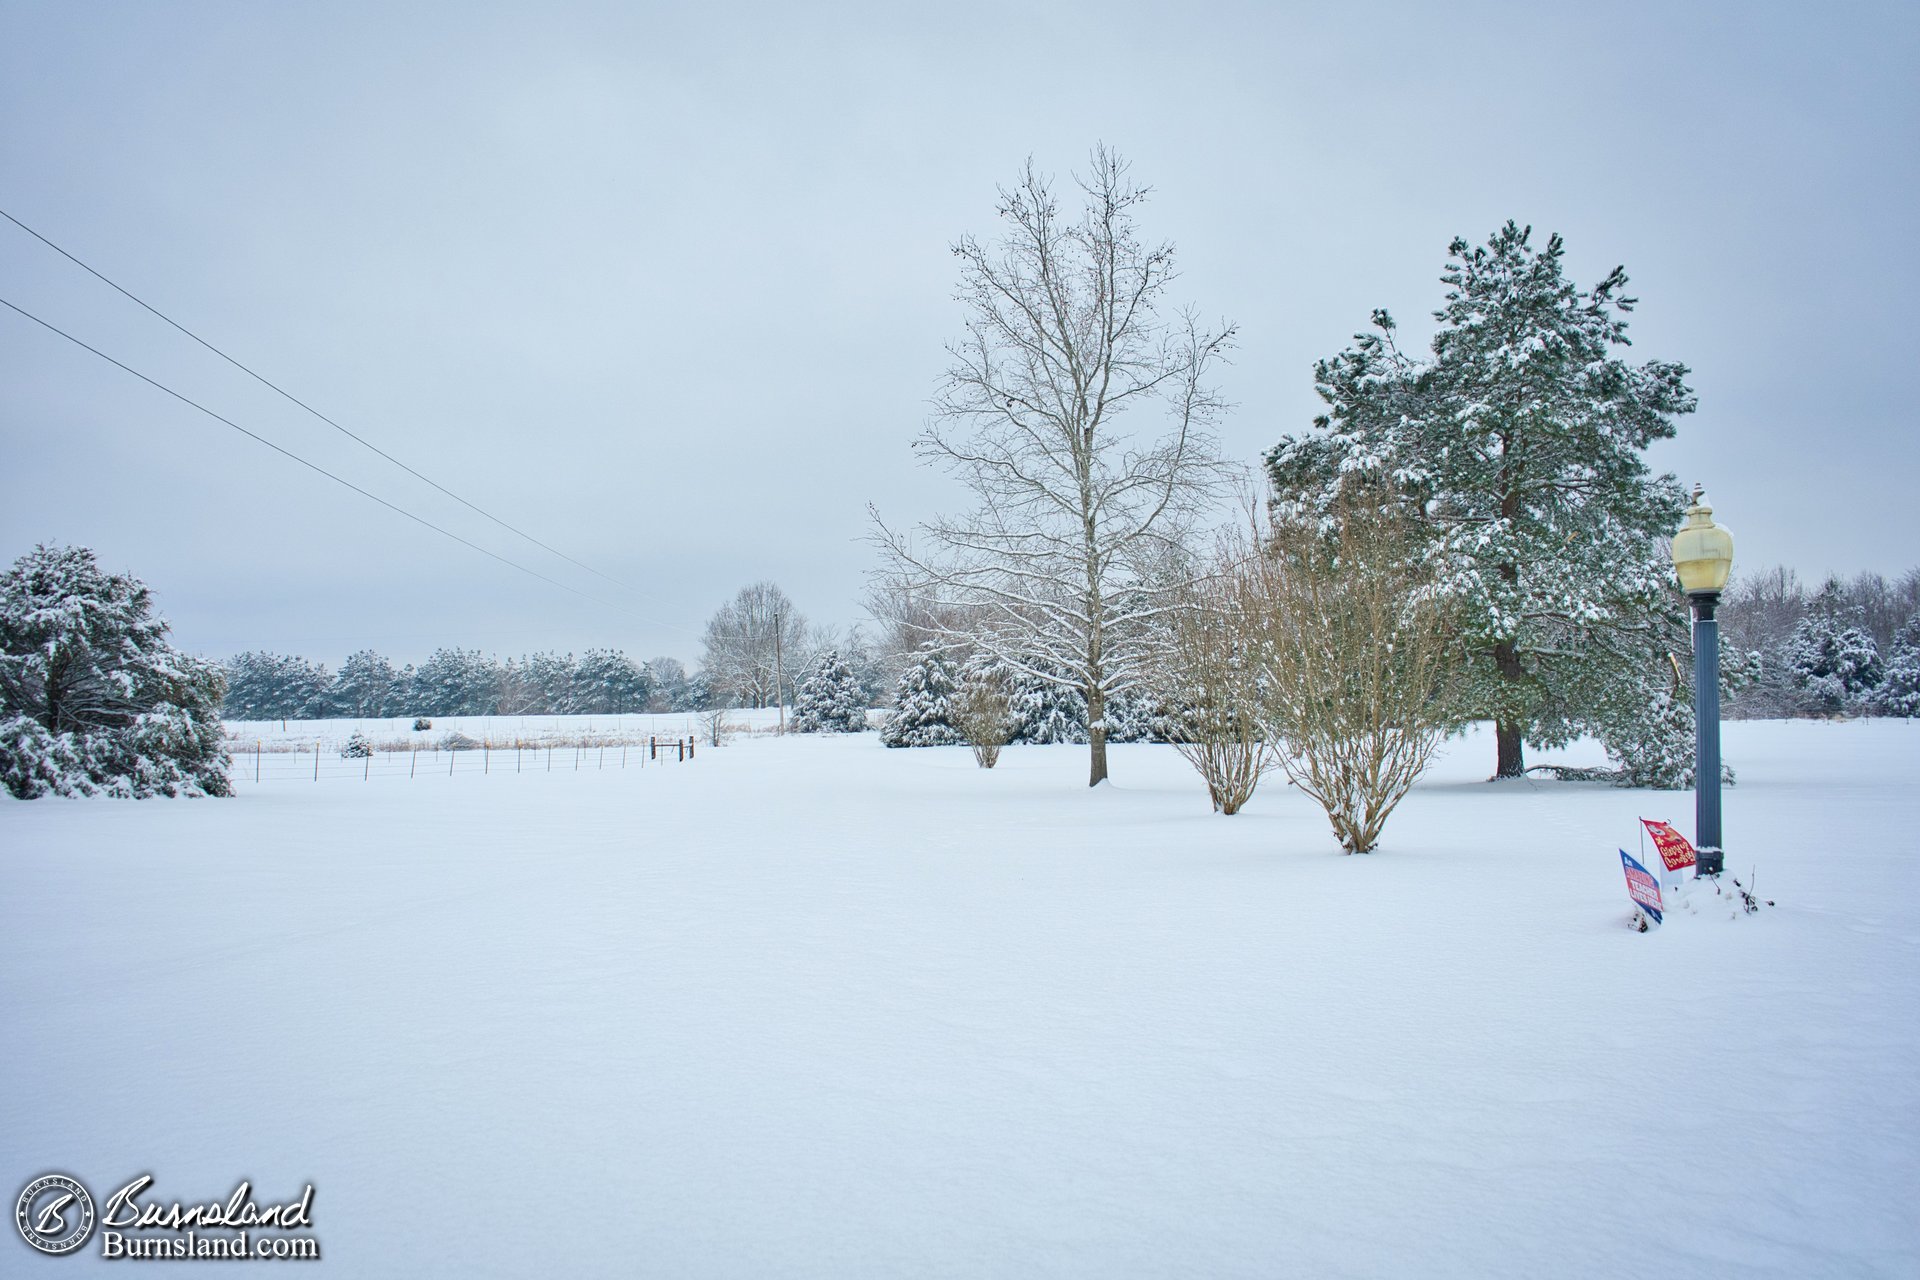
3 720 1915 1277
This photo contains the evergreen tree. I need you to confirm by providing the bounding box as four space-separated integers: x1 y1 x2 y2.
1789 583 1883 713
410 648 500 717
1877 614 1920 717
222 651 332 720
1267 222 1697 777
572 648 653 715
676 669 714 713
0 544 230 798
880 650 962 747
790 649 870 733
331 649 399 718
1007 663 1088 745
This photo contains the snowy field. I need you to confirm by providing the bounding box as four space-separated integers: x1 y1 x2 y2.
3 719 1916 1277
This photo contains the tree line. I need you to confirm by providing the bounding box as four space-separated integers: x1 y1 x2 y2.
1720 568 1920 718
221 581 895 722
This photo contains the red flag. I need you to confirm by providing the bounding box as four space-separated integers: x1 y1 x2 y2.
1640 819 1696 872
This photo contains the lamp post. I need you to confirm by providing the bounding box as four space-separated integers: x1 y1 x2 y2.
1670 485 1734 877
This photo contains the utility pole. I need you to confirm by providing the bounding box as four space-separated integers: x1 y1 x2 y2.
773 606 786 735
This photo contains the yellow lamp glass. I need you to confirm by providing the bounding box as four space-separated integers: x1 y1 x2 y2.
1671 489 1734 594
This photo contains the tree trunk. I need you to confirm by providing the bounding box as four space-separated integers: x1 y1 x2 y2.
1491 637 1527 778
1086 683 1109 787
1494 720 1525 778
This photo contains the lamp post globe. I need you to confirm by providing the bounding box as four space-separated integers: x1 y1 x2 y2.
1671 486 1734 876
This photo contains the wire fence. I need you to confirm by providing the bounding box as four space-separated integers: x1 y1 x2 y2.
231 735 698 785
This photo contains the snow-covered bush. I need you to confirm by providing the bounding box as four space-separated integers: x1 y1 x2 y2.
413 717 433 731
789 650 869 733
951 656 1014 768
0 544 230 799
340 732 375 759
880 650 962 747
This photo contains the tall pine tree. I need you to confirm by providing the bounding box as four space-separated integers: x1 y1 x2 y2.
1267 223 1697 777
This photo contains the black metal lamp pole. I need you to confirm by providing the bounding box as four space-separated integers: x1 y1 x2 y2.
1689 588 1725 877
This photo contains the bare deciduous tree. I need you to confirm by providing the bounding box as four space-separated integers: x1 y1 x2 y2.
873 146 1237 786
1240 491 1458 853
700 581 809 709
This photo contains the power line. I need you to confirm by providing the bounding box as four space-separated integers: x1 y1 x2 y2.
1 294 679 629
0 206 654 602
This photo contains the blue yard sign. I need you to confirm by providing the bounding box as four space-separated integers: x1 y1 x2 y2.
1620 849 1664 925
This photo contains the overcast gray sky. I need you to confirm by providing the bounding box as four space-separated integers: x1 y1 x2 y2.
4 0 1915 666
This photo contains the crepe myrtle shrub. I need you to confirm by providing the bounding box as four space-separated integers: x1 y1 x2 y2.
0 543 230 799
951 656 1016 768
1240 489 1459 853
1156 564 1272 815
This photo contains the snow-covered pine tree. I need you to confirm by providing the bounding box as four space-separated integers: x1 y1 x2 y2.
676 670 714 712
1007 665 1088 745
410 648 500 717
0 544 230 798
1266 222 1697 778
1877 614 1920 717
790 649 869 733
1789 583 1884 714
222 651 331 720
331 649 399 718
879 650 963 747
572 648 653 715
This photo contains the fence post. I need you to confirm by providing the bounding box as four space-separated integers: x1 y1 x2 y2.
574 745 581 771
598 746 604 770
650 736 656 760
411 747 417 779
689 735 695 761
548 744 553 772
450 746 457 776
621 744 627 769
314 741 320 782
255 740 261 784
518 745 522 774
485 741 490 775
677 739 684 762
364 749 370 782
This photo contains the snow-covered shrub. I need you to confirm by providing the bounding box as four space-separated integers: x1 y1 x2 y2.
951 657 1014 768
789 650 869 733
880 650 962 747
413 717 433 731
340 732 375 759
0 544 230 799
439 731 481 751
